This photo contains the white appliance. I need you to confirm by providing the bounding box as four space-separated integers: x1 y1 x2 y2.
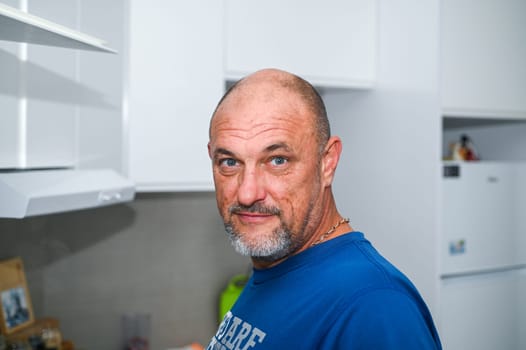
440 162 526 350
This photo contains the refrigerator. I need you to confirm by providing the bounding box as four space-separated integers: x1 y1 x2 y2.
440 162 526 350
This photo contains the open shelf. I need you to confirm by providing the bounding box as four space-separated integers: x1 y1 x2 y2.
0 2 116 53
442 116 526 162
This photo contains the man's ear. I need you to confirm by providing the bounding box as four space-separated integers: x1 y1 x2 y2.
321 136 342 187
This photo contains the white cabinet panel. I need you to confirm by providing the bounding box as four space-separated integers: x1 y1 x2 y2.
440 270 524 350
0 0 123 172
76 0 125 171
441 162 526 275
442 163 513 274
126 0 223 191
25 0 78 168
225 0 376 88
441 0 526 118
0 0 78 169
0 38 20 168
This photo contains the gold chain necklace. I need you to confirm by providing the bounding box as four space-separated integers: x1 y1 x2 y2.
311 218 350 246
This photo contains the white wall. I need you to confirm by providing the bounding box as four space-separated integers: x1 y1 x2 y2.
327 0 441 316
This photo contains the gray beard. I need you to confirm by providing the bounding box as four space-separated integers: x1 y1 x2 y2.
224 221 295 262
223 196 317 263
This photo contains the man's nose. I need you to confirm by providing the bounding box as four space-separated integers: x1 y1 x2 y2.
237 166 266 206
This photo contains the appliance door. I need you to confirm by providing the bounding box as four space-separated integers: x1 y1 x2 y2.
442 162 526 275
440 269 526 350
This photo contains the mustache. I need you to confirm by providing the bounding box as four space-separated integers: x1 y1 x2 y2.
229 203 281 216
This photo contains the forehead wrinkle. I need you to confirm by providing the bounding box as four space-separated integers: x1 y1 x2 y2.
212 118 299 142
211 91 309 135
212 141 292 158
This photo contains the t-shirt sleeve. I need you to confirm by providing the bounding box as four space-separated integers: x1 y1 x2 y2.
330 288 440 350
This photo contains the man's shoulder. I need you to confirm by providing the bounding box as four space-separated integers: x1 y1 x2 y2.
316 234 422 304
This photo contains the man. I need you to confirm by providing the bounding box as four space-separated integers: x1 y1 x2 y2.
206 69 441 349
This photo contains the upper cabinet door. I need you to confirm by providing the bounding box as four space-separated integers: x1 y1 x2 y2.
224 0 377 89
125 0 223 191
441 0 526 119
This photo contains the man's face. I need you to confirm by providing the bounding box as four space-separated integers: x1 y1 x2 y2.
208 83 326 264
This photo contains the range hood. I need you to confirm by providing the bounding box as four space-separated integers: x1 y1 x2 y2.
0 168 135 218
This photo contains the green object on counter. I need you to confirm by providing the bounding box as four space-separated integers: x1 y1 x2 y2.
219 274 248 322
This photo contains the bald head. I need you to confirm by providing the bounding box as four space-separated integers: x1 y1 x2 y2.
210 69 330 152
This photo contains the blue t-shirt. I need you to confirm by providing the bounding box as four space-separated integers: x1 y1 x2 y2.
207 232 442 349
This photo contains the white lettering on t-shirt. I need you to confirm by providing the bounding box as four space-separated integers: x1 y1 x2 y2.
207 311 267 350
239 327 266 350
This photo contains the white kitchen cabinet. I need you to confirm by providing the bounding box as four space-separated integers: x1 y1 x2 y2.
440 271 524 350
75 0 126 172
440 0 526 163
224 0 376 88
0 4 19 168
0 0 118 170
24 1 78 169
125 0 223 191
441 0 526 119
0 1 79 170
439 1 526 348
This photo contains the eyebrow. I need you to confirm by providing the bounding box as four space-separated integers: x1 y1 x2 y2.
265 142 293 153
213 148 236 159
212 143 293 160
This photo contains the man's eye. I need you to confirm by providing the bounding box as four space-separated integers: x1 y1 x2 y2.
220 158 237 167
270 156 287 166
